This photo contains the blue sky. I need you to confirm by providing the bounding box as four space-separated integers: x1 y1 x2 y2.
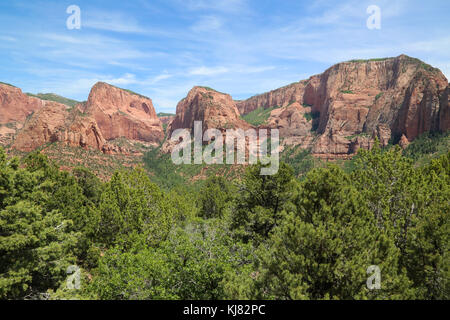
0 0 449 113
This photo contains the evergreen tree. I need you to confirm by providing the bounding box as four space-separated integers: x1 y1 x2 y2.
198 176 234 219
256 166 415 300
95 168 176 248
0 149 79 299
231 162 298 245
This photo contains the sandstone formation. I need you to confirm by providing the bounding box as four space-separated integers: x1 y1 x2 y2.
158 114 176 126
236 81 309 115
0 83 43 124
2 55 448 161
168 86 251 135
12 101 106 152
237 55 449 159
83 82 164 144
261 102 315 148
5 82 164 154
0 83 44 145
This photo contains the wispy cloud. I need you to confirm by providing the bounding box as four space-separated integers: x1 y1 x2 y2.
83 11 146 33
191 16 223 32
146 73 173 84
189 66 229 76
182 0 249 14
106 73 137 86
0 0 448 112
0 35 17 42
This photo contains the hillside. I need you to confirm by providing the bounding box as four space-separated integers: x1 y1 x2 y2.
26 93 80 108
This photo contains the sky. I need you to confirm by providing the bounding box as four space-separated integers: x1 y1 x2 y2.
0 0 449 113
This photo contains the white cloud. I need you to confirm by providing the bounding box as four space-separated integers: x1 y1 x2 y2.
182 0 249 14
0 35 16 42
191 16 223 32
147 73 173 84
83 11 145 33
105 73 137 86
189 66 229 76
237 66 276 73
35 33 153 66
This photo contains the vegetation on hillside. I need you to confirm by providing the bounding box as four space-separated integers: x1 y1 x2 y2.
0 82 17 88
403 131 450 165
0 139 448 300
26 93 80 108
157 112 175 117
348 57 392 63
241 106 280 126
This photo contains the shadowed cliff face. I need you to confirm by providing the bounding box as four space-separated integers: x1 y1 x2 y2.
235 55 449 159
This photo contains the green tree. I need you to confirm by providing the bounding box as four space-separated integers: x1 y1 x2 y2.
90 219 251 300
352 142 418 254
256 166 414 300
0 149 79 299
94 168 176 248
231 162 298 245
198 176 234 219
404 152 450 299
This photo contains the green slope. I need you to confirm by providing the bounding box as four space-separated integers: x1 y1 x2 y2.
26 93 80 108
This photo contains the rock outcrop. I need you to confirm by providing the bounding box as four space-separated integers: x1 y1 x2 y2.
236 81 309 115
261 102 315 148
0 83 43 124
158 114 176 126
0 84 44 145
169 86 251 135
237 55 450 159
2 55 448 161
12 101 107 152
83 82 164 144
7 82 164 154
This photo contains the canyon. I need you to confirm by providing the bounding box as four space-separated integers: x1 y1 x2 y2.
1 55 449 164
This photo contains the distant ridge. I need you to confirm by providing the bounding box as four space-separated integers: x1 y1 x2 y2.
26 93 80 108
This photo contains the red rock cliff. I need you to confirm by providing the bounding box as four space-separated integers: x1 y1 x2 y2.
12 101 106 152
8 82 164 153
0 84 44 145
236 55 449 159
83 82 164 144
169 86 251 135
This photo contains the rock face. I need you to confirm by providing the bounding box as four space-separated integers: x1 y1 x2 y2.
0 84 44 145
6 82 164 154
163 86 253 154
158 115 175 126
237 55 450 159
83 82 164 143
2 55 449 161
261 102 315 148
13 102 106 152
169 86 251 135
0 84 43 124
236 81 309 115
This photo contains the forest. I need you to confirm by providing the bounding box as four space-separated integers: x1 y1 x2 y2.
0 137 448 300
